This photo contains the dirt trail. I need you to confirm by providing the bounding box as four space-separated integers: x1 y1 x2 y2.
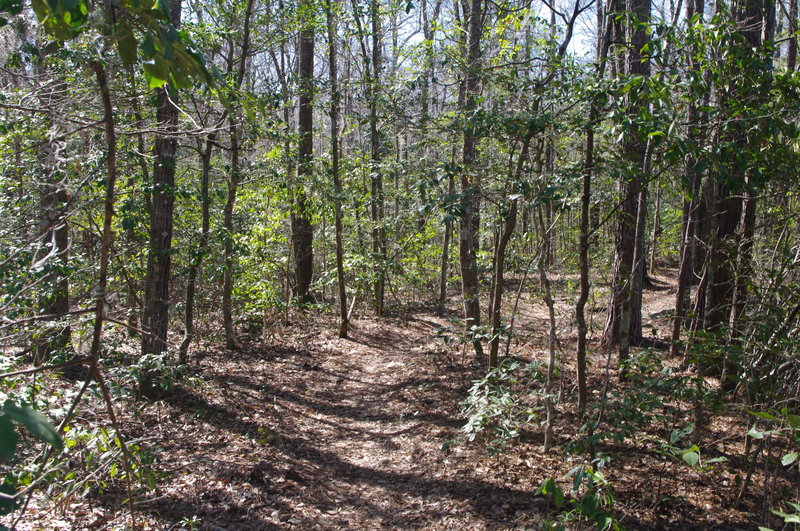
124 313 548 530
23 274 757 530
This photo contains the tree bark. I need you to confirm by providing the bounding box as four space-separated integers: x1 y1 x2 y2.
141 0 182 383
33 70 71 364
221 0 255 349
459 0 484 357
603 0 649 373
438 173 455 310
369 0 386 316
179 136 214 363
222 120 240 350
488 138 530 367
327 0 349 338
35 146 71 363
537 207 558 451
88 60 118 376
649 184 661 274
670 0 705 357
292 0 315 304
789 0 797 71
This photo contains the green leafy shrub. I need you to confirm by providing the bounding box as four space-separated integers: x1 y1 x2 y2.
461 357 543 452
0 400 63 522
567 349 710 456
536 463 621 530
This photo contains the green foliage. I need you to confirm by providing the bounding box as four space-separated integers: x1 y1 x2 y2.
646 424 727 471
567 350 711 456
0 399 63 519
178 515 203 530
461 358 544 452
106 351 191 396
536 464 621 530
0 0 218 89
750 408 800 530
747 407 800 467
55 425 158 499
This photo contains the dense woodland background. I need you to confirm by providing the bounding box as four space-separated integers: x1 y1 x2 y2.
1 0 800 527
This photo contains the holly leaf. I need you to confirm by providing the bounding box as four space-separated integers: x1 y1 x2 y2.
0 417 18 464
2 401 62 452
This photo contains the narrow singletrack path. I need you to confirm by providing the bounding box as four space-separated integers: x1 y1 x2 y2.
22 275 759 530
140 312 546 530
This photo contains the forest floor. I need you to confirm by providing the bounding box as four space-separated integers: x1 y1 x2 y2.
14 270 778 530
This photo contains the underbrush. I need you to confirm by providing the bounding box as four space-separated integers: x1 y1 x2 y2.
462 350 788 529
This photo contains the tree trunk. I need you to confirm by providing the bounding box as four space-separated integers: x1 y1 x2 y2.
537 207 558 451
725 188 756 385
34 70 71 364
670 0 705 357
576 45 610 412
649 184 661 274
292 0 315 304
327 0 348 338
702 0 764 348
141 0 182 386
459 0 484 357
630 140 652 349
438 173 455 310
179 136 214 363
544 143 555 268
488 139 530 367
35 154 71 363
603 0 649 373
88 59 118 381
704 190 742 335
222 121 240 350
789 0 797 71
369 0 386 316
221 0 255 349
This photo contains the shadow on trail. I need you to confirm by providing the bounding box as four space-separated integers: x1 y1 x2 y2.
142 495 283 531
224 373 466 430
163 387 261 439
270 432 545 525
160 382 543 528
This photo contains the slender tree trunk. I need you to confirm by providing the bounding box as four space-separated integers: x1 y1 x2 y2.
630 140 652 348
222 121 240 350
327 0 348 338
221 0 254 349
576 141 591 417
369 0 386 316
670 0 705 357
424 0 446 310
141 0 182 387
179 136 214 363
270 38 296 299
88 60 118 377
123 73 150 336
292 0 315 304
544 144 555 268
438 173 455 309
603 0 649 373
460 0 484 357
649 184 661 274
577 103 600 416
789 0 797 71
725 188 756 385
488 139 530 367
670 168 702 355
537 207 558 451
35 121 71 363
